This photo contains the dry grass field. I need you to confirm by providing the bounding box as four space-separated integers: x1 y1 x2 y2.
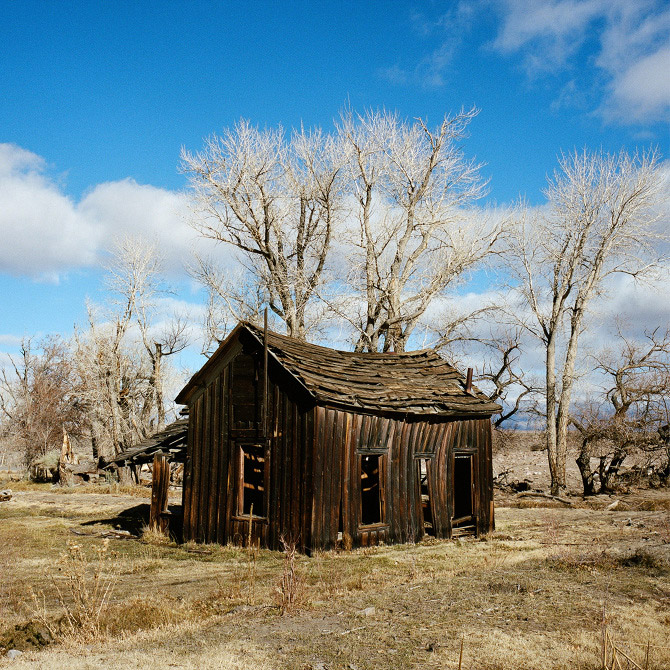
0 446 669 669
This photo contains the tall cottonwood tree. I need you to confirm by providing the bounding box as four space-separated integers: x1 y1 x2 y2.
337 108 504 352
182 120 344 343
184 112 505 352
509 149 667 494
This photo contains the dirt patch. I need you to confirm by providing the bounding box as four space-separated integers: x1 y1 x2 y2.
0 620 54 651
1 471 668 668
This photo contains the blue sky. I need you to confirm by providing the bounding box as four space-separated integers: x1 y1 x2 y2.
1 0 668 368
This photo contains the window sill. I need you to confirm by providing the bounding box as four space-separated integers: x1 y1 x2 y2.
358 522 389 530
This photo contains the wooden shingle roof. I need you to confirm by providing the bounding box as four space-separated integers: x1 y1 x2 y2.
177 322 501 417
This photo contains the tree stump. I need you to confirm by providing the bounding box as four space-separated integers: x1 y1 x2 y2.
58 429 76 487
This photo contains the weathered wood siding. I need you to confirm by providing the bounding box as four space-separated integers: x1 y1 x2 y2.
182 331 494 552
182 341 313 551
310 408 494 551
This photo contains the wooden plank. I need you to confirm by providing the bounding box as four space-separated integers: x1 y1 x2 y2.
341 410 352 550
210 377 221 542
149 454 170 533
351 413 362 547
368 415 381 451
192 395 204 542
216 371 228 544
311 406 326 549
202 384 215 541
224 363 235 543
268 381 280 548
320 409 333 548
181 411 194 541
329 410 344 549
360 414 370 451
435 421 452 539
290 399 300 541
404 422 420 542
302 407 315 552
206 383 219 542
391 419 406 542
282 393 293 538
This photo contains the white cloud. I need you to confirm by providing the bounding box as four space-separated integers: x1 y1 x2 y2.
0 334 23 348
78 179 197 276
492 0 670 123
0 144 99 280
0 143 201 281
607 46 670 122
493 0 604 66
378 4 474 88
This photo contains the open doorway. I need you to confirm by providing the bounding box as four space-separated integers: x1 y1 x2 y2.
360 454 383 525
452 452 474 531
417 458 434 536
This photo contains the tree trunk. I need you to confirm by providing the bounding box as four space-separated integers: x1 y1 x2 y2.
545 334 561 495
576 444 595 496
58 428 76 487
599 449 627 492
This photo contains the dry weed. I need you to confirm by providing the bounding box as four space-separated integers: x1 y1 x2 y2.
29 540 117 642
102 595 189 636
275 536 303 615
140 523 173 547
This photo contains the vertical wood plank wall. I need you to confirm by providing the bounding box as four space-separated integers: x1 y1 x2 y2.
182 341 494 551
310 408 494 551
182 345 313 550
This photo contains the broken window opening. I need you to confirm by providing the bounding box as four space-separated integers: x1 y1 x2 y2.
238 443 266 517
418 458 434 536
361 454 383 525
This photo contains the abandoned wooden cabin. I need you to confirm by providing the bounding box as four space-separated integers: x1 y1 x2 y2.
175 322 501 552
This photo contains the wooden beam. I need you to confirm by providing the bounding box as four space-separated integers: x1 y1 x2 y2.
150 454 171 534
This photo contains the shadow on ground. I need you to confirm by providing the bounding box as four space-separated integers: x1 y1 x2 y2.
81 503 183 541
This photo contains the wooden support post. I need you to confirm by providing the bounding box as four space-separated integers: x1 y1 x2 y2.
150 454 171 534
263 307 268 438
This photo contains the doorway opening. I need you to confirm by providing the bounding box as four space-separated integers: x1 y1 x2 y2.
360 454 382 525
452 452 474 530
417 458 434 536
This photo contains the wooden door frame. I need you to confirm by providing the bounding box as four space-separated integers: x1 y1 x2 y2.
451 449 478 527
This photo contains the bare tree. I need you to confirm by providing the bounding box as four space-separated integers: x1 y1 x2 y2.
336 108 504 352
74 237 188 460
572 327 670 494
509 149 667 494
476 329 541 428
0 337 82 465
182 120 344 342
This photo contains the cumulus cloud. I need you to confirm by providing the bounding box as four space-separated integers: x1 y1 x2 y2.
607 46 670 122
384 1 669 124
492 0 670 123
0 143 201 281
0 144 99 279
79 179 196 276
